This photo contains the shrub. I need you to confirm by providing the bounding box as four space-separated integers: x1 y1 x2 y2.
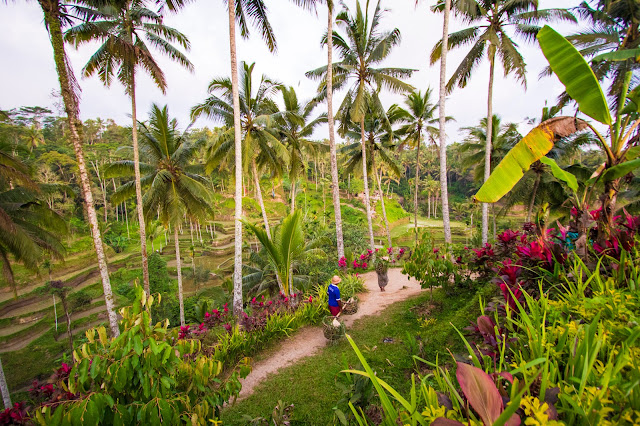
33 287 249 425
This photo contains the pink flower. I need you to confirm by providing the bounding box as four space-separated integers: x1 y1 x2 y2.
570 206 578 217
204 312 210 318
261 295 265 300
362 262 368 268
268 300 273 305
433 248 439 254
284 297 289 302
353 260 360 268
387 247 393 254
308 296 313 303
360 254 366 260
259 302 264 307
251 297 256 303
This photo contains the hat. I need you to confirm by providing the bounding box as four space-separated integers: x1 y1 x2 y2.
331 275 342 285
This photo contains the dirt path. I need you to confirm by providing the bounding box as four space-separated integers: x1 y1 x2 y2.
237 268 423 400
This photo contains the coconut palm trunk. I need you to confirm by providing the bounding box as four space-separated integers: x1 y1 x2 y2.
0 358 10 409
438 0 453 245
373 156 392 247
290 180 296 212
252 159 271 237
414 131 421 244
326 0 345 260
174 227 185 326
360 119 376 252
526 172 541 222
41 0 119 337
60 293 73 353
228 0 244 316
130 69 150 297
482 45 496 244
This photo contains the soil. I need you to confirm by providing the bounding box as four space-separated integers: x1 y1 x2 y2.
236 268 424 400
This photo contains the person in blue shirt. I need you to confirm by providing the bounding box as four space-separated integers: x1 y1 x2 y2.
327 275 343 317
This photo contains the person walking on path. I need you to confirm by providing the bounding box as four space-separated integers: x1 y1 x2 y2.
327 275 343 317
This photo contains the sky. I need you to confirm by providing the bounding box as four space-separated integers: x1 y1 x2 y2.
0 0 582 143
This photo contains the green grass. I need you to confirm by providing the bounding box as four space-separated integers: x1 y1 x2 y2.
375 198 410 223
221 283 494 425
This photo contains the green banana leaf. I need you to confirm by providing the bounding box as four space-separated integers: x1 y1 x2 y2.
620 86 640 114
475 117 587 203
537 26 612 126
592 48 640 63
626 146 640 160
539 157 578 192
600 158 640 182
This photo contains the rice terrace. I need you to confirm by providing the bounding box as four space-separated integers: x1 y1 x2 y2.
0 0 639 424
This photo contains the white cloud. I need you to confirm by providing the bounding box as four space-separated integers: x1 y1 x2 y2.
1 0 582 142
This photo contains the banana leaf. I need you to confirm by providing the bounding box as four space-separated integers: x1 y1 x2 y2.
537 26 612 126
540 157 578 192
592 48 640 63
600 158 640 182
475 117 587 203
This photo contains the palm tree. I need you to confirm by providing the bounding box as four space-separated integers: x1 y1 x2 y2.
460 114 521 239
65 0 193 297
192 62 288 238
28 0 120 337
223 0 277 317
106 104 212 326
430 0 576 244
274 86 327 212
244 210 325 297
307 0 415 254
394 89 449 244
341 97 401 248
290 0 345 260
436 0 453 245
0 144 67 300
0 357 9 410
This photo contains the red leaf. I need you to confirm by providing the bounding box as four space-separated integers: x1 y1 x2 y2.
456 362 504 425
477 316 495 335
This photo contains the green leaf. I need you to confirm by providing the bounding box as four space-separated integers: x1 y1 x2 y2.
600 158 640 182
133 336 143 356
621 86 640 114
540 157 578 192
625 146 640 160
475 117 586 203
537 26 612 125
592 48 640 63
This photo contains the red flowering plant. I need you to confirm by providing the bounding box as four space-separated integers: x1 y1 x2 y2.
469 243 497 279
592 209 640 259
491 259 525 312
464 315 513 362
0 402 29 426
27 362 77 407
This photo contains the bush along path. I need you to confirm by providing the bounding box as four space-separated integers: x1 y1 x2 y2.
236 268 424 400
